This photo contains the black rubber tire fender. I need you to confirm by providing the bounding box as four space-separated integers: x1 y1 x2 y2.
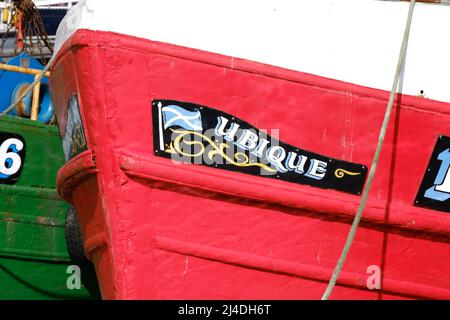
65 205 88 263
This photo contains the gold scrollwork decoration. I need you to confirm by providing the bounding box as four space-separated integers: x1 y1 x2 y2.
165 129 276 173
334 168 361 179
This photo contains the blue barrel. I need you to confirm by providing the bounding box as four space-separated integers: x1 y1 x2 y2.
0 53 54 123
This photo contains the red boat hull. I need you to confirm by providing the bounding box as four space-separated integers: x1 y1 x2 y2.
50 30 450 299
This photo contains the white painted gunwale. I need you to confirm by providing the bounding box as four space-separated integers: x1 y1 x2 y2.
54 0 450 103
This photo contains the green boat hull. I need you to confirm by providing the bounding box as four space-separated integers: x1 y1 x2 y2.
0 115 100 299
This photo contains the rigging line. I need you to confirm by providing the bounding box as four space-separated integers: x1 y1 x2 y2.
321 0 416 300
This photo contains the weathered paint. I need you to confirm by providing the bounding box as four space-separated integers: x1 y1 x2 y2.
0 115 100 299
50 30 450 300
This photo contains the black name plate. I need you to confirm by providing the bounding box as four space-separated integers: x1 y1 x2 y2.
152 100 367 195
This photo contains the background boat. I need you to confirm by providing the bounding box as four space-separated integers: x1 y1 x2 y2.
0 115 100 299
0 0 99 299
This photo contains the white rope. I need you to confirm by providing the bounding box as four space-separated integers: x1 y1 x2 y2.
321 0 416 300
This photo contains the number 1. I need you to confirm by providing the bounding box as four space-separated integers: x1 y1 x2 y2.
425 148 450 202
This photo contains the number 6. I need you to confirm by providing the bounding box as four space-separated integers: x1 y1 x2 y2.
0 138 24 177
